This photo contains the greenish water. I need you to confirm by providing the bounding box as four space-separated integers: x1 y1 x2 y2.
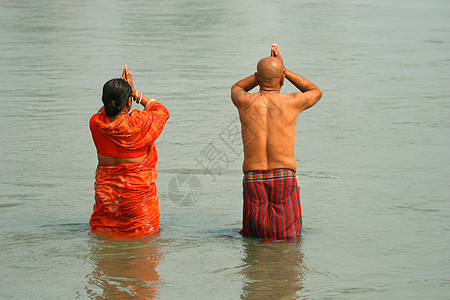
1 0 449 298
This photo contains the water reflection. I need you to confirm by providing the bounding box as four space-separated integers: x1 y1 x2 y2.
240 238 305 299
86 232 162 299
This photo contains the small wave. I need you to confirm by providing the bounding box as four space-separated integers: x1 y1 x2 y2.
0 202 22 208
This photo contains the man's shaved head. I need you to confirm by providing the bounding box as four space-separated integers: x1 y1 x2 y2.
257 57 285 88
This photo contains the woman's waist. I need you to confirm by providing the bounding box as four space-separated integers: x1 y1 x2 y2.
97 154 147 166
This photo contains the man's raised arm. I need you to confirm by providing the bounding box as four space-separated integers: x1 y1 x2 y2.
231 73 258 107
285 69 322 111
271 43 322 112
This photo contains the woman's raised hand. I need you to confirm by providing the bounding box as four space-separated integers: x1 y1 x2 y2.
121 64 137 97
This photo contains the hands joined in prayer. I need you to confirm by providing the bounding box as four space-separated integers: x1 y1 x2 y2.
121 64 137 99
271 43 283 65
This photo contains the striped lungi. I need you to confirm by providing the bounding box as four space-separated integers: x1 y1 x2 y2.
241 169 302 240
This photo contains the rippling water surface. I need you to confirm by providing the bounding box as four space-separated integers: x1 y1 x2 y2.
1 0 449 298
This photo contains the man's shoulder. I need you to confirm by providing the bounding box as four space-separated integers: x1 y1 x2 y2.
232 91 257 107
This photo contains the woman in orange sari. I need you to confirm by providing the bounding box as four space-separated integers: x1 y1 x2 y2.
89 65 169 235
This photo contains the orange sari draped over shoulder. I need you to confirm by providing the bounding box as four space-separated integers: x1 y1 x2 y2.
89 101 169 235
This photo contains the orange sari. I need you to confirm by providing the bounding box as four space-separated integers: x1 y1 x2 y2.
89 102 169 235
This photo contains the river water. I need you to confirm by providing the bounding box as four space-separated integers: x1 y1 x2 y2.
1 0 449 299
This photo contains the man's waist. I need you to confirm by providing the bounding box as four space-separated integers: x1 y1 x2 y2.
243 168 296 181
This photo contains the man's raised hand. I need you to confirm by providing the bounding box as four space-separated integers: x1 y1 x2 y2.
271 43 283 65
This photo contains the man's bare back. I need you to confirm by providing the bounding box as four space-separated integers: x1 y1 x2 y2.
231 44 322 173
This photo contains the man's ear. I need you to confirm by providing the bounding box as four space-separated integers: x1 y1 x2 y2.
280 71 285 87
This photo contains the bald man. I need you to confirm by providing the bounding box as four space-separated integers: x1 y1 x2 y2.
231 44 322 240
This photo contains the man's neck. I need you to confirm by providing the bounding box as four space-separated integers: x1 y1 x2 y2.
259 87 279 94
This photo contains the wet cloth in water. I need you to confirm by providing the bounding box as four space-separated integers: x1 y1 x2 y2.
89 102 169 234
241 169 302 240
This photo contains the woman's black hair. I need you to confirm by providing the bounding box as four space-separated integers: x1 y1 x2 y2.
102 78 132 118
